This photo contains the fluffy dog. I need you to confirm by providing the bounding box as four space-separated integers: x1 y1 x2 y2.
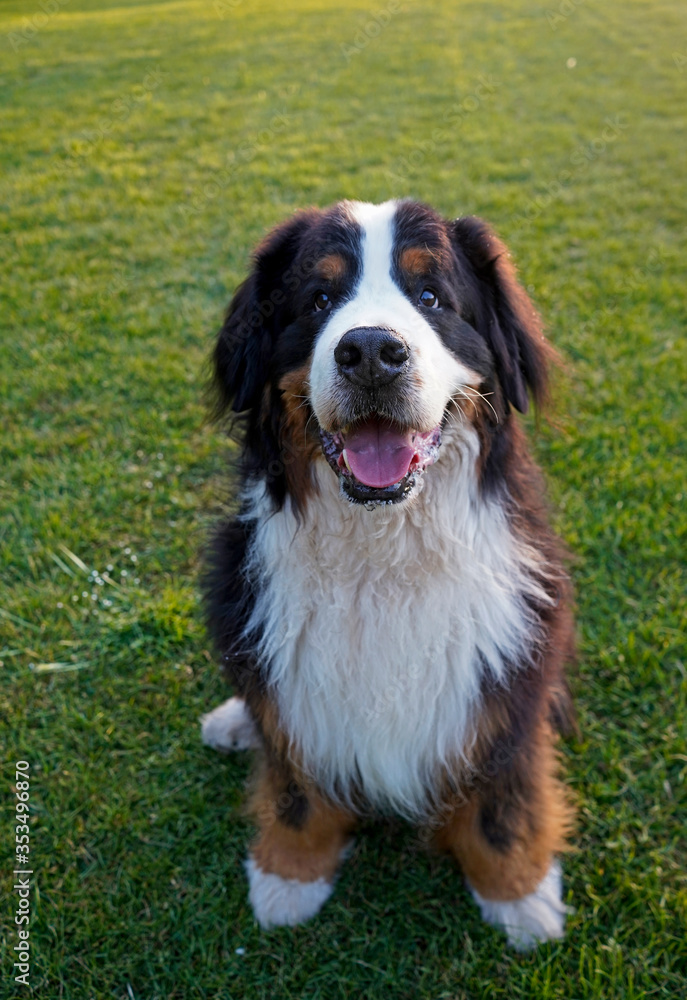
201 199 575 949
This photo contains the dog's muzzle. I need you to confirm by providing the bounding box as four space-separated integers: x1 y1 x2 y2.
319 327 442 507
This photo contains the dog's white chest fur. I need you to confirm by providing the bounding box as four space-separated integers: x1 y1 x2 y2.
244 427 547 816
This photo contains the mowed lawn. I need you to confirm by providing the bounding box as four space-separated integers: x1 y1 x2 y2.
1 0 685 997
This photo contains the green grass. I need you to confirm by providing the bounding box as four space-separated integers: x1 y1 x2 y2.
1 0 686 996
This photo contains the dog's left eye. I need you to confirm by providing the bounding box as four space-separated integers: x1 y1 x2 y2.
419 288 439 309
313 291 331 312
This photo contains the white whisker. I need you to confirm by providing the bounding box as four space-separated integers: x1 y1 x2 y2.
460 385 499 423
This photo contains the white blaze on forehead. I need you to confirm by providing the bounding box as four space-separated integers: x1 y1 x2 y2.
349 199 399 297
309 200 477 430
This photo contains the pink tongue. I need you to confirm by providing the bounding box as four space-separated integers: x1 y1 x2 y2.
343 420 416 488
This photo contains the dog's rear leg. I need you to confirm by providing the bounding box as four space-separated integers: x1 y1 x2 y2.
246 763 356 929
435 723 574 950
201 696 261 751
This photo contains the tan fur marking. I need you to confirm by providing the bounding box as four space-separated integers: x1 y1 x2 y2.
278 359 320 509
435 724 574 901
315 253 347 282
400 246 435 276
249 765 356 882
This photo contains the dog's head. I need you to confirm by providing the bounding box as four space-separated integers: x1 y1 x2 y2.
213 199 553 510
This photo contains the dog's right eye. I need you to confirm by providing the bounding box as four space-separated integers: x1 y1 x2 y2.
313 291 331 312
419 288 439 309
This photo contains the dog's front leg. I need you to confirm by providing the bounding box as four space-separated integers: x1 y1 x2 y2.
435 722 573 950
245 762 357 929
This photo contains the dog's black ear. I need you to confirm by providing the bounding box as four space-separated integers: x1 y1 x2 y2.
212 274 262 415
452 216 553 414
212 211 317 417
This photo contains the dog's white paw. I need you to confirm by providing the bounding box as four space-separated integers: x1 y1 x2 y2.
201 697 260 752
470 859 569 951
244 857 333 929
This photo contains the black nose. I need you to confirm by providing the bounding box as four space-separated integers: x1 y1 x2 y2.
334 327 410 387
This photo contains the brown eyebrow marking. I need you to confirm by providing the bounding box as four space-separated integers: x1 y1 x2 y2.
314 253 347 281
399 246 436 275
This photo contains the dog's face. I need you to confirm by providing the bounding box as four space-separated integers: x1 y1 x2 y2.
213 199 551 509
308 201 493 506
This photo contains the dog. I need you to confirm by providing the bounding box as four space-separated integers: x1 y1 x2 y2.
201 199 575 949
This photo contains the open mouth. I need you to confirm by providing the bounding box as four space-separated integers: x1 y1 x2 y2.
320 417 442 506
